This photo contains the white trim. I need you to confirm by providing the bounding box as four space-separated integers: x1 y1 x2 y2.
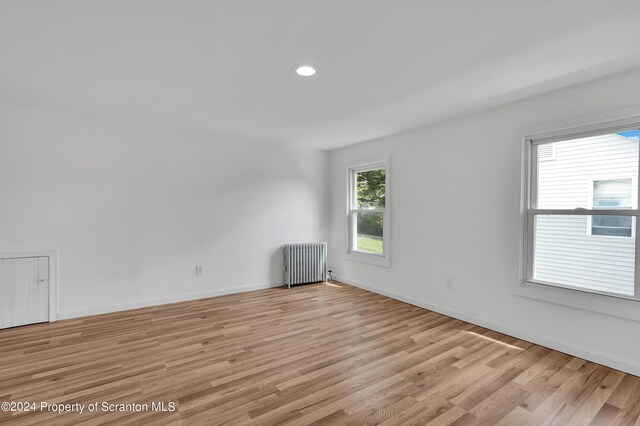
529 209 639 216
346 250 389 267
58 282 282 320
0 250 58 323
336 275 640 377
519 279 640 313
346 157 391 267
524 113 640 145
516 279 640 302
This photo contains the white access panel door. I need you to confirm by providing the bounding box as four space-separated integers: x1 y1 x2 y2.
0 257 49 329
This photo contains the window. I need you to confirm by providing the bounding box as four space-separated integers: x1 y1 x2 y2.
590 179 633 237
524 127 640 299
347 160 389 266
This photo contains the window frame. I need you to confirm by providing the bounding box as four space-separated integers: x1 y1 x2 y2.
523 121 640 302
346 159 390 267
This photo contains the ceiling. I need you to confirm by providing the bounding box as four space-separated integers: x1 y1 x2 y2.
1 1 640 150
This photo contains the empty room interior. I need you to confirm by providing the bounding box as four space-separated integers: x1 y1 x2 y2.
3 1 640 425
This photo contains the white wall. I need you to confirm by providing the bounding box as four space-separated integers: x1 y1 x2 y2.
0 102 330 318
329 68 640 376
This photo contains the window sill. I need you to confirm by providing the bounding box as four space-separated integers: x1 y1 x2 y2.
346 251 390 267
516 280 640 322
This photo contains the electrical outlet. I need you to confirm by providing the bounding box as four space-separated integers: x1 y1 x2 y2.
195 266 203 276
445 278 454 289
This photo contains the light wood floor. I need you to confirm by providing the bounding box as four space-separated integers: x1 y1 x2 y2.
1 282 639 425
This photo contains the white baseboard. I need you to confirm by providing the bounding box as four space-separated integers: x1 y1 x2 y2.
335 275 640 377
58 282 283 320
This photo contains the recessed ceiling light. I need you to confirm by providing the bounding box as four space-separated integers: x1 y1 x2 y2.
294 64 317 77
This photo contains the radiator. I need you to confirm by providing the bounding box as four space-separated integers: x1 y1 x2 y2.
283 242 327 288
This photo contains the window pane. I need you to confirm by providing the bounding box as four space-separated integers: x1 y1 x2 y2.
354 211 383 254
592 215 632 237
356 169 386 209
536 131 639 209
593 179 632 208
591 179 633 236
534 214 635 296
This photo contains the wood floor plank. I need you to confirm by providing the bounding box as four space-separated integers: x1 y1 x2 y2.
0 282 637 425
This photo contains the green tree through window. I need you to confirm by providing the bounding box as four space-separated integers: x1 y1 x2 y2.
355 169 385 253
356 169 385 209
